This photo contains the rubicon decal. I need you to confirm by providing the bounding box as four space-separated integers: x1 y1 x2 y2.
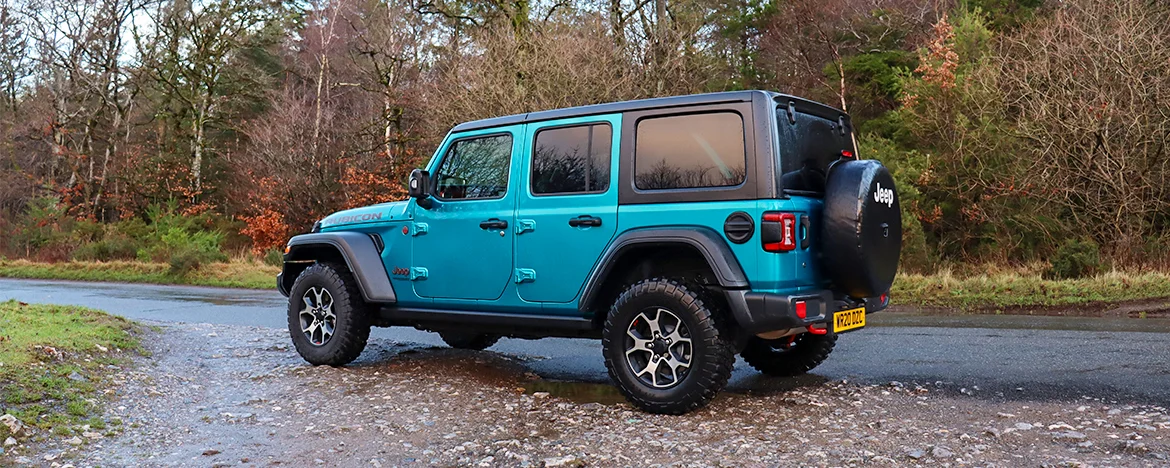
323 212 384 225
873 183 894 208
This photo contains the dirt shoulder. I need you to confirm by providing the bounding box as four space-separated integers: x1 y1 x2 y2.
3 323 1167 467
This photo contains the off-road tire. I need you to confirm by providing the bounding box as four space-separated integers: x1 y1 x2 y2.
439 332 501 350
602 278 735 415
287 262 371 366
740 332 837 377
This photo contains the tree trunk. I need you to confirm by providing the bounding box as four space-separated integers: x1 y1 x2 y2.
654 0 667 94
192 104 206 198
383 95 394 171
609 0 625 48
312 53 328 161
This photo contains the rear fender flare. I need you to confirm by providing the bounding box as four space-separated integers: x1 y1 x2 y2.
578 227 749 314
283 232 397 304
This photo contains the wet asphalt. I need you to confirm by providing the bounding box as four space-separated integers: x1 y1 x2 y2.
3 278 1168 406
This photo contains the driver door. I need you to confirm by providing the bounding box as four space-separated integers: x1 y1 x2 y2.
411 128 520 301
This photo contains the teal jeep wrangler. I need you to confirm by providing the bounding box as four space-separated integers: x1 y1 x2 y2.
278 90 901 414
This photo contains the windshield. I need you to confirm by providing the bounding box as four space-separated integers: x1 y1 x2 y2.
775 104 854 195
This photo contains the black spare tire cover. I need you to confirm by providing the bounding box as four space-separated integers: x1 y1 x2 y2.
822 159 901 298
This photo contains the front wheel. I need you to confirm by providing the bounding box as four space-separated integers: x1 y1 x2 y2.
740 332 837 377
602 278 735 415
287 263 372 366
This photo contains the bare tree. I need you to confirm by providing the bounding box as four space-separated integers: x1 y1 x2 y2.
136 0 273 199
0 0 29 112
996 0 1170 258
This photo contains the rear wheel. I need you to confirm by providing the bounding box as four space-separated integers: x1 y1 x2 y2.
439 332 500 351
740 332 837 377
602 278 735 414
287 263 372 366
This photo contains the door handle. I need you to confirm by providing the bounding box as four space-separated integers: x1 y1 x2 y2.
568 215 602 228
479 218 508 230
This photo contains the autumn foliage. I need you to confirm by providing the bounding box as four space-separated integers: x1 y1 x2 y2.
0 0 1167 276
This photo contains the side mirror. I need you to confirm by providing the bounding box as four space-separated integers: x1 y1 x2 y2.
409 169 433 209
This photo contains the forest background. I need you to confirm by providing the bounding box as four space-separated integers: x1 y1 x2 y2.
0 0 1167 304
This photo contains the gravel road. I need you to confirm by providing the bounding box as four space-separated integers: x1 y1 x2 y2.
2 279 1169 467
2 323 1167 467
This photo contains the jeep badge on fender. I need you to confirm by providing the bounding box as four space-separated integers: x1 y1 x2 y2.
276 90 902 415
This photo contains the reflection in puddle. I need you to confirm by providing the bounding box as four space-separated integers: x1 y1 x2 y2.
523 380 628 405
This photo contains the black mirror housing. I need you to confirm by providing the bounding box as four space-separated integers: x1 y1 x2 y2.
409 169 433 209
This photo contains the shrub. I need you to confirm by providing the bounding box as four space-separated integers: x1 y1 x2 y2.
240 209 290 255
168 248 206 276
9 196 74 259
858 135 933 272
71 235 139 262
1046 239 1101 279
123 202 229 272
139 227 227 266
263 248 284 267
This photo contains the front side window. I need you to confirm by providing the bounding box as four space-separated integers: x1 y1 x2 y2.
531 124 612 195
634 112 747 190
434 134 513 200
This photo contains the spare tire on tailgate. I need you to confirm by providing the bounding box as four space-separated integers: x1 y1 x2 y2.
822 159 902 298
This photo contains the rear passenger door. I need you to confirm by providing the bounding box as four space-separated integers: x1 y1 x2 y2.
515 116 620 304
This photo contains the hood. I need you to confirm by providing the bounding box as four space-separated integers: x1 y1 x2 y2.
319 201 409 230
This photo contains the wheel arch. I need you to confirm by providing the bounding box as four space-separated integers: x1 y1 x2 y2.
578 227 749 321
281 232 397 304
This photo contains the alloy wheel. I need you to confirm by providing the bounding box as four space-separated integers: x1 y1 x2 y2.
624 307 693 388
299 286 336 346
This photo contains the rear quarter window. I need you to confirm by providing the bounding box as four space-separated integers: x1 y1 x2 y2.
634 112 747 190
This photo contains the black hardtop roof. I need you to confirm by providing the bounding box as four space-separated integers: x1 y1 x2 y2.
450 90 846 133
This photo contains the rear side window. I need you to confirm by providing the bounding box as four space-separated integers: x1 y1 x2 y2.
634 112 747 190
531 124 612 195
434 134 512 200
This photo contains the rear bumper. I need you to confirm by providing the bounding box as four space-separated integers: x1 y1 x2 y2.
727 289 889 335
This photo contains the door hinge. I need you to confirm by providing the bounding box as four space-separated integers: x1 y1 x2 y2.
409 267 428 281
515 219 536 235
514 268 536 284
409 222 428 236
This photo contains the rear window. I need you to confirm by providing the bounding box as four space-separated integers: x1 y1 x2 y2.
776 107 854 194
634 112 747 190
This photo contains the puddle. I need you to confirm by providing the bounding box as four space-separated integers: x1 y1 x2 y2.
523 380 628 405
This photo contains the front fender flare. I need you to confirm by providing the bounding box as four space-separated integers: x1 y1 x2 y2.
283 232 397 304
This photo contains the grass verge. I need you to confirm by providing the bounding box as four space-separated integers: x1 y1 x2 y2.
892 269 1170 310
0 300 140 443
0 259 278 290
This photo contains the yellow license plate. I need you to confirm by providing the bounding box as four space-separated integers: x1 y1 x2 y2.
833 307 866 333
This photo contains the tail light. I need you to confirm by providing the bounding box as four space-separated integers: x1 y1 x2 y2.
761 212 797 252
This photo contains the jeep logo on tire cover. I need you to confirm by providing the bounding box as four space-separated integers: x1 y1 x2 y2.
873 183 894 208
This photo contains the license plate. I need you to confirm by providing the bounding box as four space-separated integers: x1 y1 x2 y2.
833 307 866 333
